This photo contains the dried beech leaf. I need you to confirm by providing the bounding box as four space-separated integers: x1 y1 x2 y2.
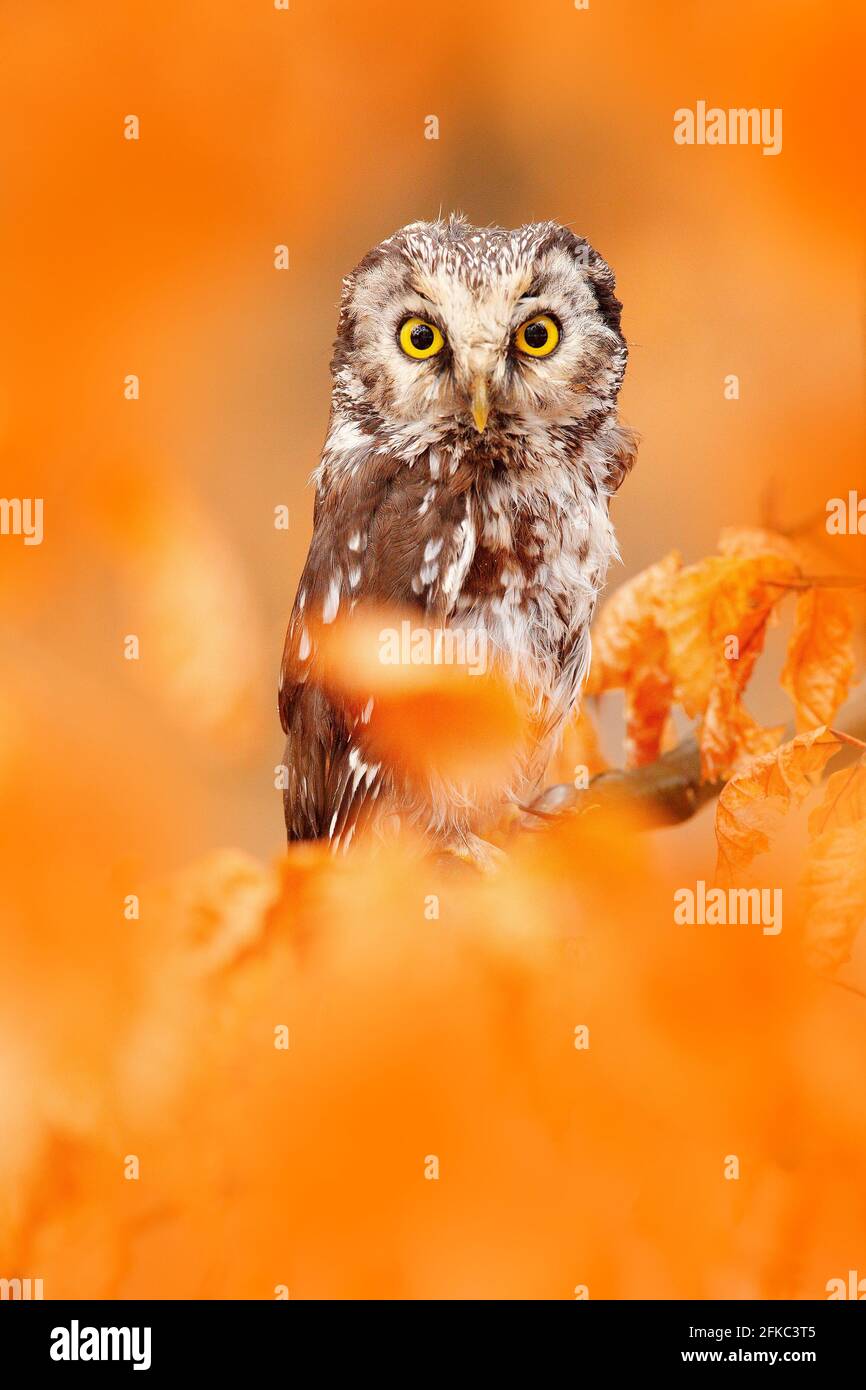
547 703 608 784
624 665 675 769
715 727 842 883
803 826 866 971
808 759 866 837
662 553 796 718
781 588 855 731
586 551 681 695
718 527 805 565
701 684 784 784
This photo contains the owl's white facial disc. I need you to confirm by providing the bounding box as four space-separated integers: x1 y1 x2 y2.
331 215 628 452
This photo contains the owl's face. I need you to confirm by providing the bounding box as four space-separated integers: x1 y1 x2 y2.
332 216 627 448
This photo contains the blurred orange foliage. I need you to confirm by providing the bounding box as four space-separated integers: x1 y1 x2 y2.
2 0 865 1302
312 606 524 791
4 806 866 1299
3 523 866 1298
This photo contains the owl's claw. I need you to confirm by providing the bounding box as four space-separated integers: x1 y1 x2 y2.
515 783 583 831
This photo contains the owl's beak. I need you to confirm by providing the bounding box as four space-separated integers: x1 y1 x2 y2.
470 376 490 433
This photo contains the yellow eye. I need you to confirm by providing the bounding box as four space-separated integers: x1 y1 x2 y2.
515 314 560 358
399 317 445 359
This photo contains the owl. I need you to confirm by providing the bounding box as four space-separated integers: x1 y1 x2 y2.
279 215 636 859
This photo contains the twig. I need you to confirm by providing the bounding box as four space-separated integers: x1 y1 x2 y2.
765 576 866 591
522 692 866 830
830 728 866 752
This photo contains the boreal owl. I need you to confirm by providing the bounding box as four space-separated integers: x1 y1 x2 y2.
278 214 636 858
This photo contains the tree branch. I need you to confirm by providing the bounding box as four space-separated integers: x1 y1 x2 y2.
523 691 866 830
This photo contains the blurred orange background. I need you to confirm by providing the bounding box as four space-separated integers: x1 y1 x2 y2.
1 0 864 1299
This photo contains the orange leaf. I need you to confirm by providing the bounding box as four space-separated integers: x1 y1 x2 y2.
624 665 675 769
808 759 866 837
803 825 866 971
547 703 608 784
586 551 681 695
804 755 866 967
718 526 804 565
662 553 796 718
715 727 842 883
586 552 681 769
701 685 784 784
781 588 855 731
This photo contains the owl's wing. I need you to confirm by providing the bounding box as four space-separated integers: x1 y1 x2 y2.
532 423 638 752
279 451 475 846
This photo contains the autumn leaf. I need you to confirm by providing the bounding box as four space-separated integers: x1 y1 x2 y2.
701 686 784 785
623 666 676 769
586 550 681 695
585 552 681 768
800 756 866 970
698 606 785 782
781 588 855 731
717 526 805 566
803 826 866 971
808 759 866 837
715 727 842 883
658 551 796 780
547 703 608 784
662 553 796 719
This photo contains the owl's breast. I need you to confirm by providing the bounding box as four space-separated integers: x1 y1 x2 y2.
447 469 616 707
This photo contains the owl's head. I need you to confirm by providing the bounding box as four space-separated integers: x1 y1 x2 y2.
331 215 628 448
